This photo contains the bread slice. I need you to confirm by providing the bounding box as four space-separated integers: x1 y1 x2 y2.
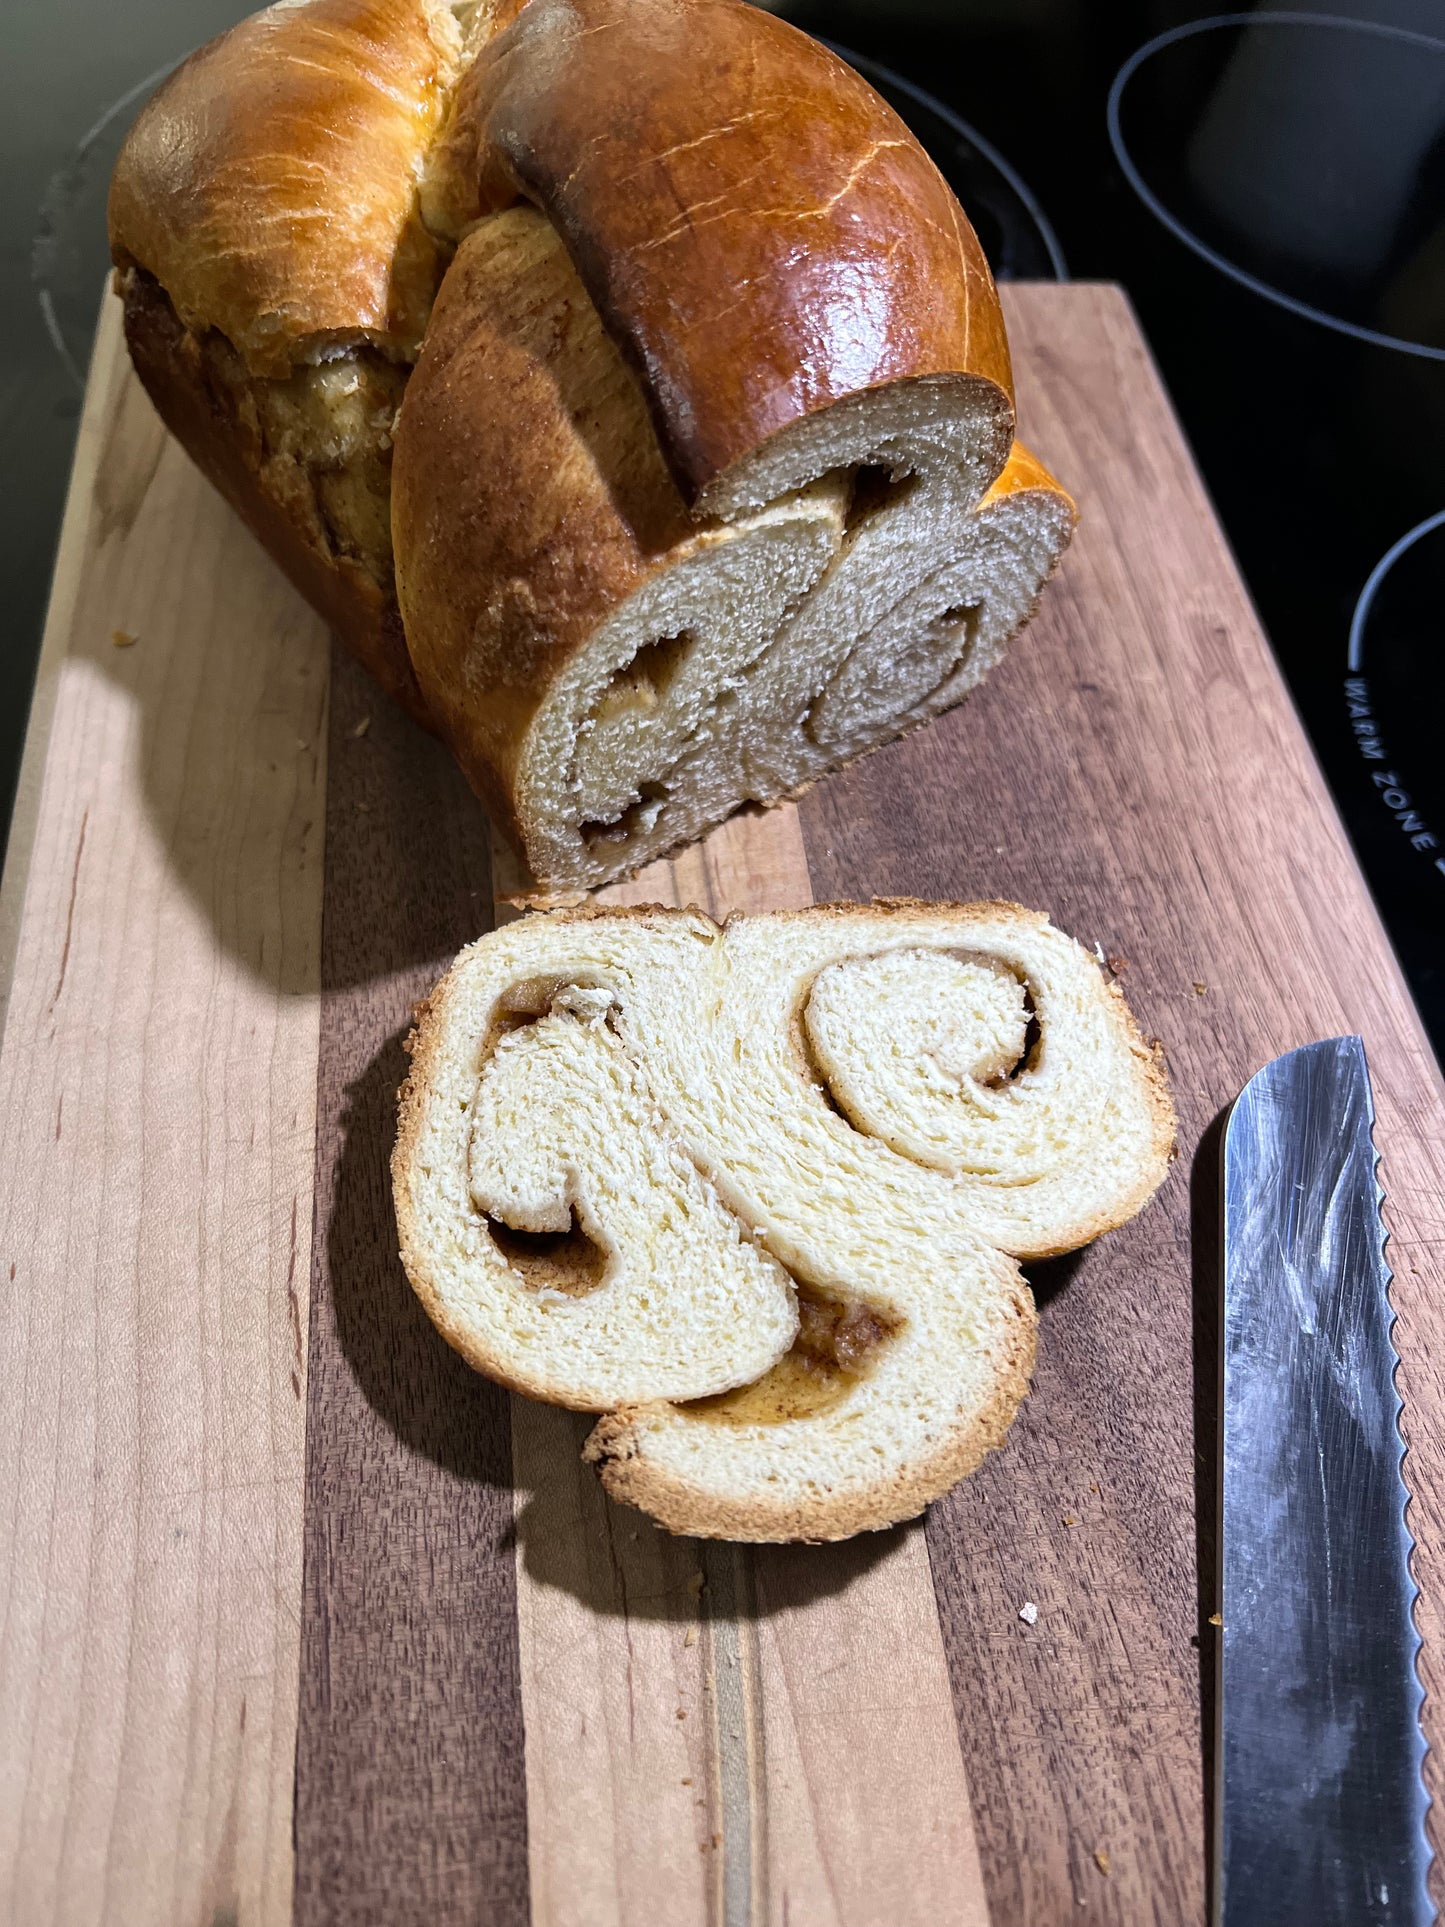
394 900 1174 1541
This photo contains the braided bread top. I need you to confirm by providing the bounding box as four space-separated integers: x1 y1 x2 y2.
109 0 1012 498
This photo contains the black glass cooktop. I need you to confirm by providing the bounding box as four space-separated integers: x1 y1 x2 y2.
4 0 1442 1055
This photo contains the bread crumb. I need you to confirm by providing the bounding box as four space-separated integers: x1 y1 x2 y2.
688 1571 705 1598
684 1624 698 1648
1094 1848 1110 1876
1063 1515 1076 1527
1019 1600 1038 1626
1106 956 1129 975
1209 1612 1222 1627
351 714 372 738
676 1708 686 1720
1192 980 1208 995
1089 1482 1099 1493
681 1777 692 1786
111 628 138 649
711 1834 722 1850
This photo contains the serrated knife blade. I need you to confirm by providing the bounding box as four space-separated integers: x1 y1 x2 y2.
1217 1036 1432 1926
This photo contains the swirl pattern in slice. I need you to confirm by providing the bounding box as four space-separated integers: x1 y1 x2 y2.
394 900 1174 1539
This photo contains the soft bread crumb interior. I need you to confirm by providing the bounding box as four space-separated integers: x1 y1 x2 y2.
395 903 1173 1539
476 210 1070 889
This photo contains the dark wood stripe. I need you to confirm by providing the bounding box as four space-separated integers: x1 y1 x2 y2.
799 524 1218 1922
798 282 1445 1923
798 635 1206 1927
294 644 529 1927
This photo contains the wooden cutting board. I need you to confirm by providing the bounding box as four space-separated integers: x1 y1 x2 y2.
3 282 1444 1927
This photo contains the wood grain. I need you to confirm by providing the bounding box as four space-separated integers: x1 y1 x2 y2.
0 298 326 1926
292 646 529 1927
799 281 1445 1923
501 802 990 1927
10 279 1445 1927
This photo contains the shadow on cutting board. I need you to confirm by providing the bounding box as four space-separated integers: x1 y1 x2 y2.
1022 1248 1086 1309
510 1411 905 1621
322 1020 517 1489
75 367 498 998
324 1018 903 1618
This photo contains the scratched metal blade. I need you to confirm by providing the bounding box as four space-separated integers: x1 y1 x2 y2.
1218 1037 1432 1926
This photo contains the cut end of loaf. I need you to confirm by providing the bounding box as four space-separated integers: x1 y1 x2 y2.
111 0 1074 898
501 408 1076 892
393 900 1173 1541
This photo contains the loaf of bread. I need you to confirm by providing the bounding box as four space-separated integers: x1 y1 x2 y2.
108 0 1075 890
394 902 1173 1540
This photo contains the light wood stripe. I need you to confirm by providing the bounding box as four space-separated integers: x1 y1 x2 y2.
0 296 325 1925
498 804 991 1925
0 294 121 1041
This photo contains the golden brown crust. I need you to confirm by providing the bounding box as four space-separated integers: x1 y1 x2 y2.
110 0 1058 883
583 1280 1036 1541
120 268 432 724
428 0 1013 507
391 207 695 837
981 439 1076 512
108 0 460 376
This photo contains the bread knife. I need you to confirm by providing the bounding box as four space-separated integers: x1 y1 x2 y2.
1217 1037 1433 1924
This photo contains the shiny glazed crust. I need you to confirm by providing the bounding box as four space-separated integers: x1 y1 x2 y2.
389 205 698 834
108 0 462 375
107 0 1064 887
426 0 1014 510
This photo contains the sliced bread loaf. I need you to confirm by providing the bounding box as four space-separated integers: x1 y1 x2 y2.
112 0 1075 894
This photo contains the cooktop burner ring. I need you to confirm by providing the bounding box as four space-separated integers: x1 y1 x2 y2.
34 54 184 390
1108 11 1445 363
1348 511 1445 678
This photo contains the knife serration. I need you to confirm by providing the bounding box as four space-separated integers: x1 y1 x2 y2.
1218 1036 1432 1926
